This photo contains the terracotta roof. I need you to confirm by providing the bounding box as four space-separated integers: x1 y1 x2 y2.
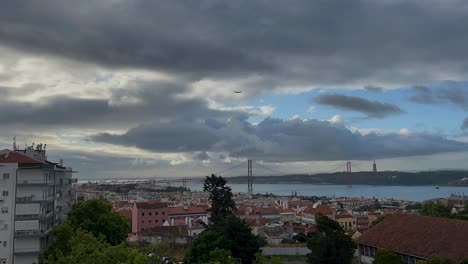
168 206 207 215
256 207 279 215
245 217 269 227
135 201 168 210
303 204 334 216
0 150 42 164
358 215 468 263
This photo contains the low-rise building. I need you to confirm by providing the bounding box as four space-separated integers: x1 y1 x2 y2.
357 215 468 264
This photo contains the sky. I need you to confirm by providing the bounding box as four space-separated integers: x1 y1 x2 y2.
1 0 468 179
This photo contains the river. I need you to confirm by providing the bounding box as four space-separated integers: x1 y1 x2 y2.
186 182 468 202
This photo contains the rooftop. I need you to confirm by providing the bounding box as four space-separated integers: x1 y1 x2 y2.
0 149 43 164
358 215 468 263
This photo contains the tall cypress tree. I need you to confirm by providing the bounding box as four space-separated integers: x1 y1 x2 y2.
203 174 236 225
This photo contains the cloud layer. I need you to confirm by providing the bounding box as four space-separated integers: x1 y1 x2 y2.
2 0 468 91
314 94 404 118
93 117 468 162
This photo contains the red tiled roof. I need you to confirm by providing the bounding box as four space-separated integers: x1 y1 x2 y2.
135 201 168 209
358 215 468 263
168 206 207 215
0 150 42 164
256 207 279 215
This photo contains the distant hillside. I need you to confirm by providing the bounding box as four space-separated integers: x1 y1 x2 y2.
226 170 468 186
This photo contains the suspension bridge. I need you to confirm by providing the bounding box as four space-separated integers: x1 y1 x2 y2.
83 160 376 195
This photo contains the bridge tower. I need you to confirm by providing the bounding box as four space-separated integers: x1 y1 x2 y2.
247 159 253 195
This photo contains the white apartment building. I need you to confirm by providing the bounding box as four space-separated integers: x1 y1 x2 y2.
0 145 75 264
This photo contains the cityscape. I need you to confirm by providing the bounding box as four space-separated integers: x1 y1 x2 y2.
2 1 468 264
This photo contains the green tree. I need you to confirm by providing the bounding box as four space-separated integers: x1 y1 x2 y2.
209 248 237 264
420 202 451 218
204 174 237 225
67 197 130 245
373 250 399 264
307 214 356 264
40 228 146 264
186 216 265 264
253 252 266 264
271 256 283 264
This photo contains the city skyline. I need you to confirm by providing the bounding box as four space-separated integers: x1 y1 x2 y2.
2 1 468 178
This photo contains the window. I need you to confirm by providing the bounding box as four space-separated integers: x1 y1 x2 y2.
141 212 145 216
1 207 7 214
162 212 165 215
141 221 144 224
2 241 6 247
149 212 152 216
2 173 9 180
162 219 165 223
0 258 6 264
2 191 7 197
155 212 158 215
155 219 158 223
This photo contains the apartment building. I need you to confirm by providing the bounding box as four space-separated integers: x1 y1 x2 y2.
0 145 75 264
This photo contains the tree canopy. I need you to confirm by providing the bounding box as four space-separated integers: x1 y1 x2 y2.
186 215 265 264
203 174 236 225
187 175 265 264
373 250 400 264
67 197 130 245
39 224 146 264
307 214 356 264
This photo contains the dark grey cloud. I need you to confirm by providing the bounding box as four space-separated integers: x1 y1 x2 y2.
2 1 468 87
313 94 404 118
0 81 243 129
364 86 383 93
461 118 468 130
409 86 468 109
94 121 220 152
92 117 468 162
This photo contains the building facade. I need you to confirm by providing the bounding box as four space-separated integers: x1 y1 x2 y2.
0 146 75 264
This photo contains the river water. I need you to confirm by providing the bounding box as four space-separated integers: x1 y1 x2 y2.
186 182 468 202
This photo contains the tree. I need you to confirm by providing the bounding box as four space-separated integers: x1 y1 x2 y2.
373 250 399 264
420 202 452 218
307 214 356 264
40 228 146 264
209 248 238 264
253 252 266 264
204 174 236 225
67 197 130 245
186 216 266 264
271 256 283 264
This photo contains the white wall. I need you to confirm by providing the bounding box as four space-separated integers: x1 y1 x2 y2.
14 238 40 252
15 204 40 215
14 221 39 231
16 186 45 200
0 164 17 264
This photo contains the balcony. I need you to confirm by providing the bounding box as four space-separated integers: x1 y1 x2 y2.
17 179 54 186
14 247 41 255
16 196 54 204
15 212 53 221
14 230 46 237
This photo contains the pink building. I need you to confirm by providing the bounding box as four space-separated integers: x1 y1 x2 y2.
132 201 169 233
